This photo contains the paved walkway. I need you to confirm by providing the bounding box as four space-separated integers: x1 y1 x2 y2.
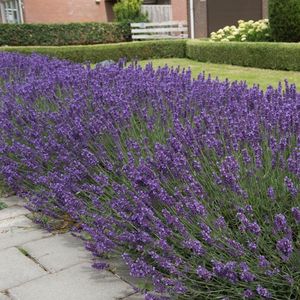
0 196 143 300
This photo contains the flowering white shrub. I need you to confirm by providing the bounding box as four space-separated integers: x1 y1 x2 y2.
210 19 270 42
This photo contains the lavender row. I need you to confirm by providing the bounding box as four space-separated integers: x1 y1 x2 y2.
0 52 299 299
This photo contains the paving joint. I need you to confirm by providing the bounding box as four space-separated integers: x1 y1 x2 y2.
16 246 49 273
118 292 141 300
1 290 12 300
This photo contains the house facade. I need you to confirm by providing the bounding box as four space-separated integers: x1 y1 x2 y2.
0 0 187 24
189 0 268 38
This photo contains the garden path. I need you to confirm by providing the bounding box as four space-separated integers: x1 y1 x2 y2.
0 196 142 300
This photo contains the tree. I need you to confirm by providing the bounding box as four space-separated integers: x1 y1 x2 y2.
113 0 148 23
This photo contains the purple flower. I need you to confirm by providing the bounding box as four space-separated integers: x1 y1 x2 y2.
183 239 205 256
267 187 275 201
274 213 288 232
92 262 109 270
196 266 212 281
212 260 238 283
215 216 227 229
284 176 298 197
243 289 255 299
247 241 257 252
240 269 256 282
242 148 251 164
276 237 293 260
258 255 270 268
256 285 272 298
291 207 300 223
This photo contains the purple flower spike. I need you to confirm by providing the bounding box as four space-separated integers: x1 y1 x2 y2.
284 176 298 197
291 207 300 223
274 213 288 232
256 285 272 299
243 289 255 299
276 238 293 260
267 187 275 201
196 266 212 281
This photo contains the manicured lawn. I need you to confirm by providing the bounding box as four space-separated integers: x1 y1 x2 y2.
139 58 300 90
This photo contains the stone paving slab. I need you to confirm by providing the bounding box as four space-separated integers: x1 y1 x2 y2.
0 215 33 230
0 222 51 250
22 233 91 273
0 207 29 221
0 293 10 300
0 247 46 291
9 263 135 300
0 196 24 208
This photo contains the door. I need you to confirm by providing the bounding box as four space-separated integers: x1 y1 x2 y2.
207 0 262 34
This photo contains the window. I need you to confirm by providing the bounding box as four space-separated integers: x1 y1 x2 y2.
0 0 22 24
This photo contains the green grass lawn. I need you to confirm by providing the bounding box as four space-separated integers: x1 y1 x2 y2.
139 58 300 90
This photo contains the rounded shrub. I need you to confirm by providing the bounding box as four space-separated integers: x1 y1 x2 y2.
113 0 148 23
269 0 300 42
210 19 270 42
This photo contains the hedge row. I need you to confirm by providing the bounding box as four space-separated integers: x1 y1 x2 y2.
0 22 131 46
186 41 300 71
0 40 186 63
1 40 300 71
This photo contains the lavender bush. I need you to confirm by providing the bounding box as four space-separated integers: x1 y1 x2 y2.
0 52 299 299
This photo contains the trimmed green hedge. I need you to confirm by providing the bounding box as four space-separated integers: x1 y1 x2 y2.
2 40 300 72
186 41 300 71
0 40 187 63
0 22 130 46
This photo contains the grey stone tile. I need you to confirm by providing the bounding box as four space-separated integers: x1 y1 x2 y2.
22 233 91 273
0 196 25 208
0 221 51 250
0 293 10 300
9 263 135 300
0 207 29 221
0 247 46 291
0 216 33 230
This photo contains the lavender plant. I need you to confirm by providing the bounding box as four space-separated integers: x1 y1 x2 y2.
0 52 299 299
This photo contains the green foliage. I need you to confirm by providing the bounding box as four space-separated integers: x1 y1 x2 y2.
0 202 7 210
0 22 130 46
187 41 300 71
2 39 300 72
269 0 300 42
113 0 148 23
0 40 186 63
210 19 271 42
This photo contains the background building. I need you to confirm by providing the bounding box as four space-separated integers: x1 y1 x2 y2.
189 0 268 38
0 0 187 24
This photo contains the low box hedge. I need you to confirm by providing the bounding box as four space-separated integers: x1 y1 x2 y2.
0 22 130 46
186 41 300 71
0 40 187 63
2 39 300 72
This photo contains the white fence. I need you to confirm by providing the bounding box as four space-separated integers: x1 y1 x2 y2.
131 21 188 40
141 5 172 23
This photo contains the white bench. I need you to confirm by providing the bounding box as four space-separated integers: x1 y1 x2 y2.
130 21 188 40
